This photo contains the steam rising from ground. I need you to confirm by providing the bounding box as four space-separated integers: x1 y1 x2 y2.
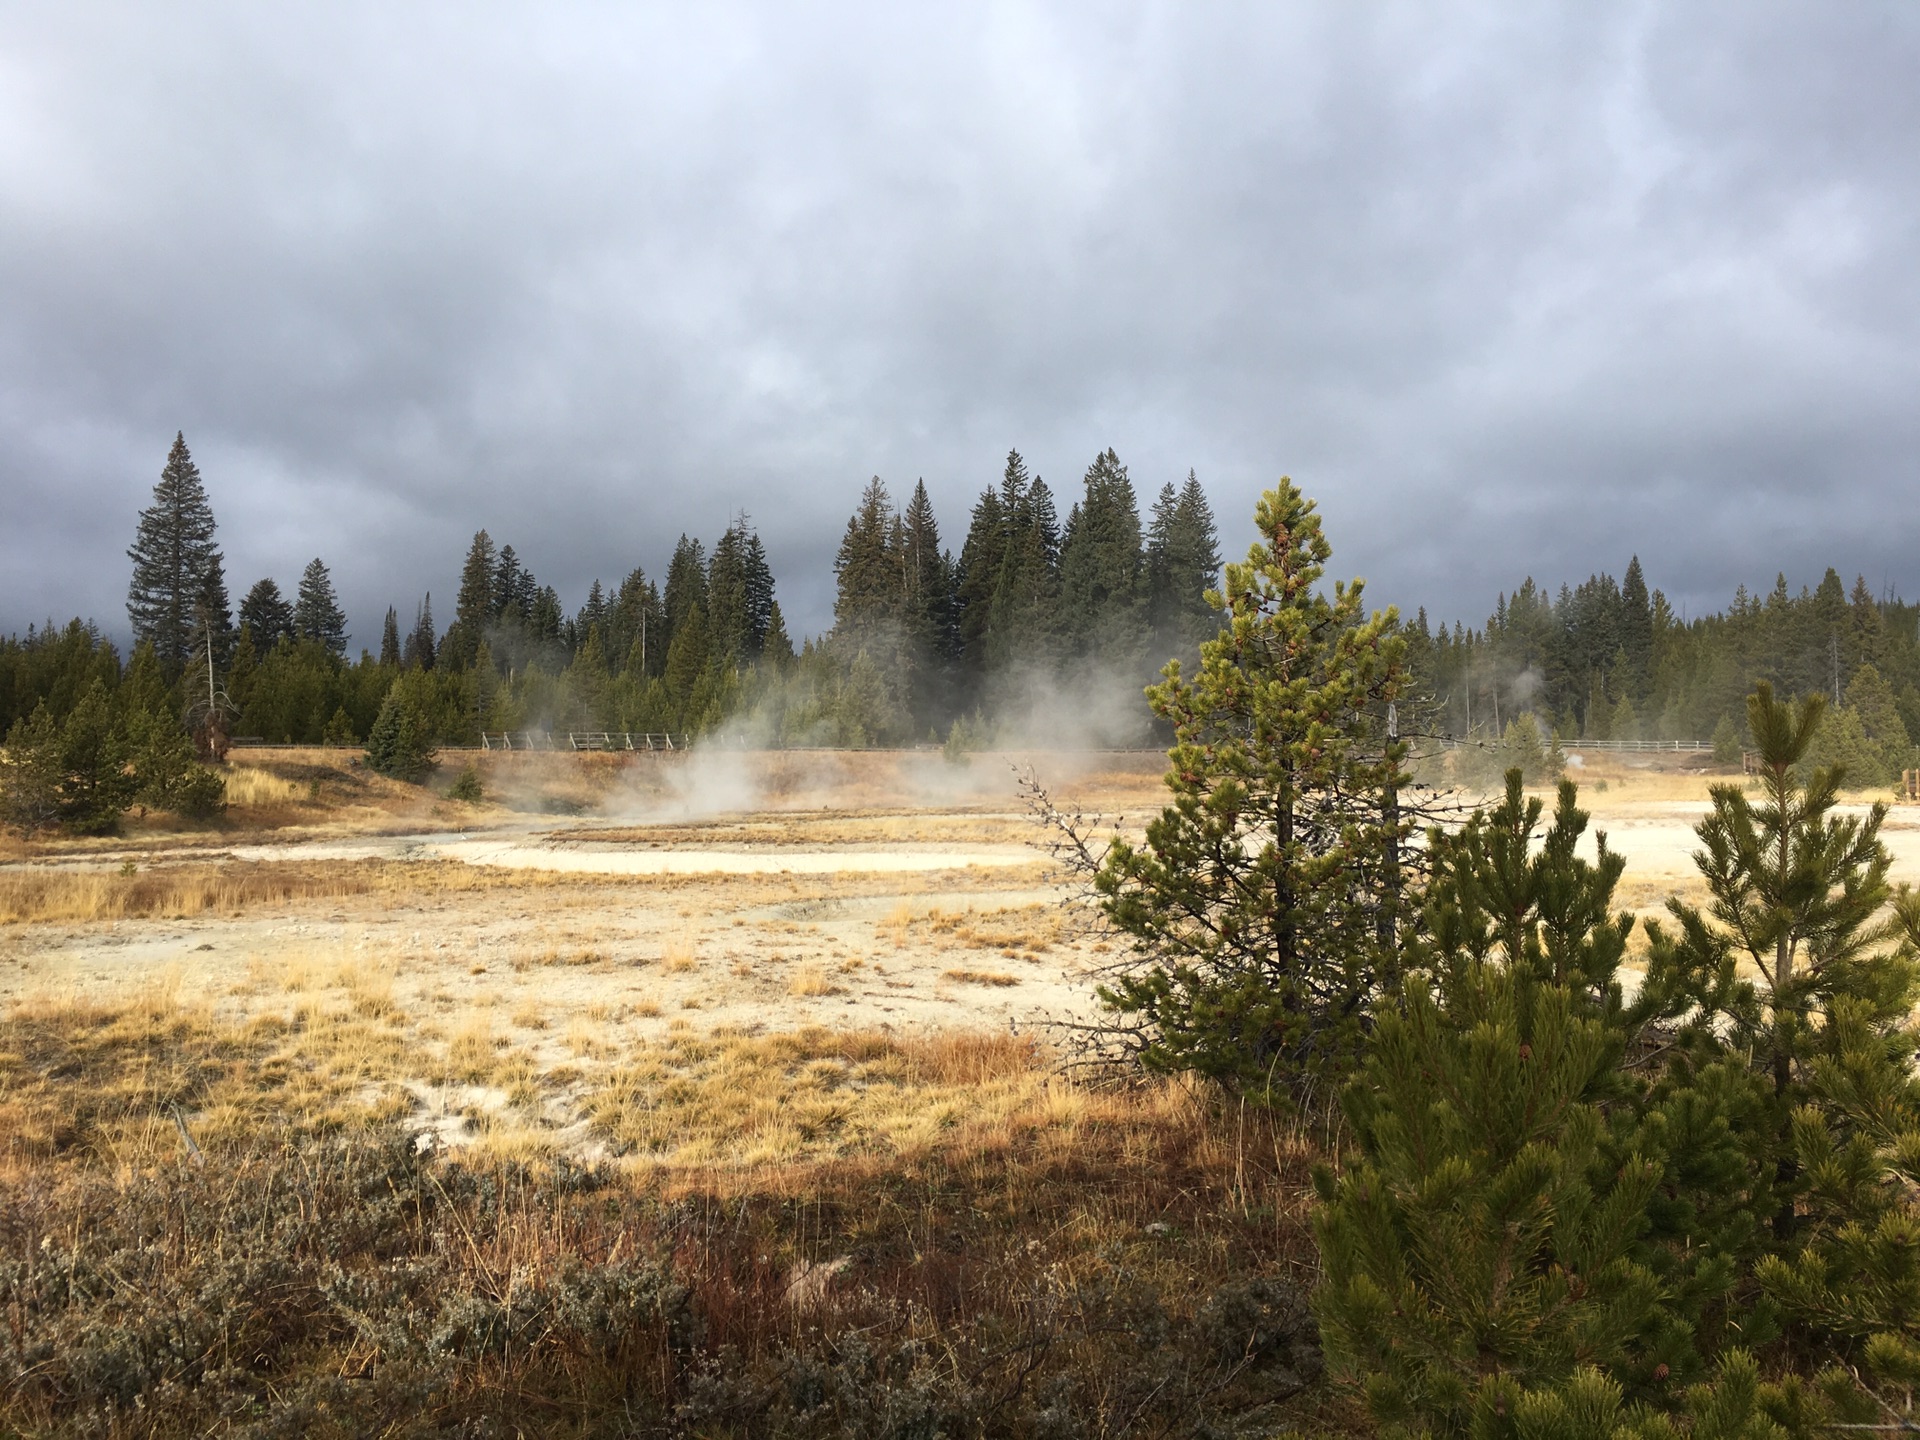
601 748 1062 824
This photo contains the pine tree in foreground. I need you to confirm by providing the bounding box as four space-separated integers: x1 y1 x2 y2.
1646 682 1902 1238
1315 776 1772 1436
1316 691 1920 1437
1643 684 1920 1418
1092 477 1408 1105
127 432 225 675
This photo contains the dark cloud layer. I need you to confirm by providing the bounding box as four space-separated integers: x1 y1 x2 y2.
4 3 1918 645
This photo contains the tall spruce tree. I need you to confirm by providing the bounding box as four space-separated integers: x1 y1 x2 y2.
1058 448 1147 670
379 607 402 667
127 432 226 676
1621 555 1654 700
493 545 528 621
404 594 436 670
900 480 946 628
740 530 776 661
1093 477 1408 1104
1145 481 1180 650
240 578 295 650
662 536 709 653
954 472 1010 705
293 559 348 656
1145 471 1223 666
985 463 1062 681
901 478 956 727
443 530 497 670
706 517 776 666
609 568 664 678
833 477 903 653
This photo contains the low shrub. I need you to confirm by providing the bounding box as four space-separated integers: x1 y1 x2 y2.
0 1127 1330 1437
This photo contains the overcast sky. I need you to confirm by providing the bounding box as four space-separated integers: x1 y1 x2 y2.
4 3 1917 647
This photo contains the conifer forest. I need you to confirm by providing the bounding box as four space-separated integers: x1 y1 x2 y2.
8 432 1920 797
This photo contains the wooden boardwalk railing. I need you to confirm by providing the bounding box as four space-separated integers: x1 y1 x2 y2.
478 732 691 752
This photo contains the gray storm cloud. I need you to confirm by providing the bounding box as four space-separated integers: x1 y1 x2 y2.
3 3 1917 644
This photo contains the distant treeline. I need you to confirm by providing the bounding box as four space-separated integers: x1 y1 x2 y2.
1414 561 1920 783
4 434 1918 785
1 437 1222 755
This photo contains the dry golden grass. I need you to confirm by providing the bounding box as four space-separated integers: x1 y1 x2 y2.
589 1027 1127 1169
0 980 428 1171
0 856 736 925
7 966 1256 1181
917 902 1062 953
0 956 1344 1437
527 942 607 966
563 1020 617 1060
787 965 840 997
660 939 699 973
222 766 306 808
943 968 1020 987
0 862 373 923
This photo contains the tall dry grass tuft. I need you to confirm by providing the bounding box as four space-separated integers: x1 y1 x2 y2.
221 767 306 808
0 856 677 924
786 964 839 997
0 862 373 923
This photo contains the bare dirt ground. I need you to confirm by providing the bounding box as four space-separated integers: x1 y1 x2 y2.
5 743 1918 1163
0 748 1166 1034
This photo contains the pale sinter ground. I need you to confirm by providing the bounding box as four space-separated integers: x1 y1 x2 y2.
3 744 1917 1164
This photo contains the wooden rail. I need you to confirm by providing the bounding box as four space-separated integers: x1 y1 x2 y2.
478 731 691 752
